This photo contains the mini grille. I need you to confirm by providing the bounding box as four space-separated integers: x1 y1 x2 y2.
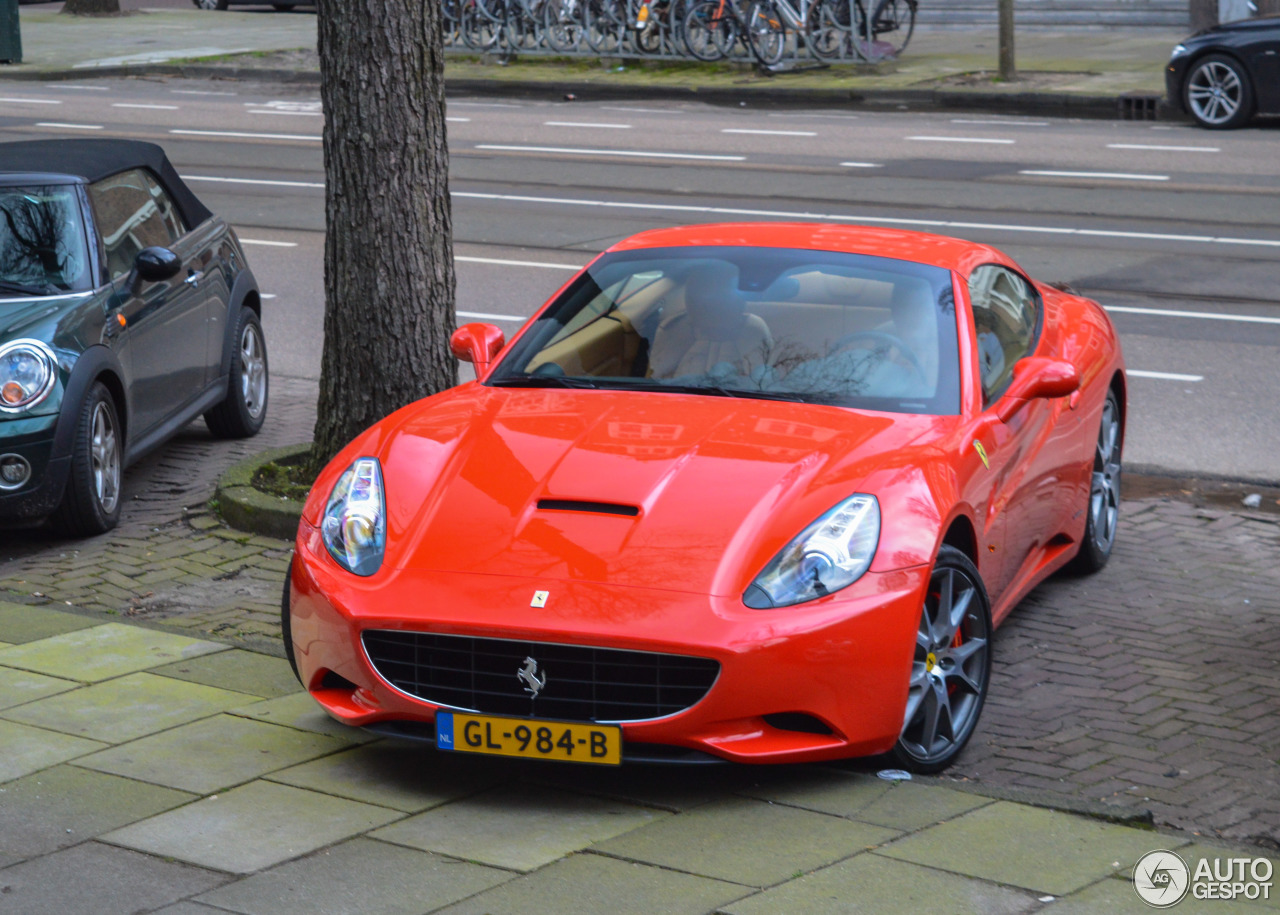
362 630 720 723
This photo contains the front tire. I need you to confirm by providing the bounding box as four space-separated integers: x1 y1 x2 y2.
1068 389 1121 574
281 561 300 683
52 382 123 537
1184 54 1254 129
205 308 269 439
192 0 230 10
892 545 992 774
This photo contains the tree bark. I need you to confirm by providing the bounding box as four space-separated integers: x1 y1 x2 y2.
311 0 456 470
997 0 1015 81
61 0 122 13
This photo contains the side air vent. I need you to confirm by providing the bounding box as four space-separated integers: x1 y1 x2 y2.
537 499 640 517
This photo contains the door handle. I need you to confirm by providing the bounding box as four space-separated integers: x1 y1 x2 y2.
185 271 203 287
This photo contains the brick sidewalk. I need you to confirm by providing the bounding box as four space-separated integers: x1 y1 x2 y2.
2 378 1277 849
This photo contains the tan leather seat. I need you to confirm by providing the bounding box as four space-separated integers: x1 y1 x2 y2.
648 265 773 378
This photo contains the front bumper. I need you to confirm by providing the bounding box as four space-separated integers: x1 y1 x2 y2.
0 412 68 524
290 524 929 764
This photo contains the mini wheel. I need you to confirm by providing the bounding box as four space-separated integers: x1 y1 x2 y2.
205 308 269 439
52 382 123 537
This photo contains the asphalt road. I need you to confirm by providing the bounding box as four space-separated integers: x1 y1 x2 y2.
2 77 1278 481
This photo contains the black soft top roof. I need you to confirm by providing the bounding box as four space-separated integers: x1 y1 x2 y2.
0 139 213 229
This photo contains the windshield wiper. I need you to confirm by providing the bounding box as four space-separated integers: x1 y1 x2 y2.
491 375 600 389
0 279 58 297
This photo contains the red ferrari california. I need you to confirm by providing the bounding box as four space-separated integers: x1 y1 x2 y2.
285 223 1125 772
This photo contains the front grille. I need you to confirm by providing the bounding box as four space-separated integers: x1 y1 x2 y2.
362 630 720 723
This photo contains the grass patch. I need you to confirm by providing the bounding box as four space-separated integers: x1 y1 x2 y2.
251 454 315 503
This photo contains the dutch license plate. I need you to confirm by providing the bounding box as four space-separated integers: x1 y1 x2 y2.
436 711 621 765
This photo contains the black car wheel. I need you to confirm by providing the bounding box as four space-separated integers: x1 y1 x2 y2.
1184 53 1254 129
281 560 301 683
192 0 230 9
892 545 992 773
52 382 123 537
205 309 269 439
1068 389 1122 574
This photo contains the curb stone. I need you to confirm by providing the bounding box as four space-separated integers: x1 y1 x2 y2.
215 443 310 541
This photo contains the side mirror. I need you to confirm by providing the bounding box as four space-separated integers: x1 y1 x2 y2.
450 323 505 376
996 357 1080 423
134 246 182 283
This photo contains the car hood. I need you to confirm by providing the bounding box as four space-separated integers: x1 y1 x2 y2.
357 385 956 597
0 291 95 343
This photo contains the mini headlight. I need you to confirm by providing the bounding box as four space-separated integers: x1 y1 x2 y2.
320 457 386 576
744 494 880 609
0 339 58 413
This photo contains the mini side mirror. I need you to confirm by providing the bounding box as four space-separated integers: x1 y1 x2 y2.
134 247 182 283
997 357 1080 423
450 323 505 375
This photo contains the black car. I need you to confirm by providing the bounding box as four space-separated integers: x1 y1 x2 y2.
0 140 267 535
1166 14 1280 128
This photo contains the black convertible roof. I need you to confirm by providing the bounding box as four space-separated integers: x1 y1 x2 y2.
0 139 213 229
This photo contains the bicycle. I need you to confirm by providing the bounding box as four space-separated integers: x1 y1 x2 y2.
683 0 786 66
806 0 916 61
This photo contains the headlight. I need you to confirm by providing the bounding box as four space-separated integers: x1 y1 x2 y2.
320 457 386 576
1169 43 1189 59
743 494 880 609
0 339 58 413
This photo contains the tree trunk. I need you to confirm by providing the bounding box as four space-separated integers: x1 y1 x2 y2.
997 0 1015 81
61 0 122 13
310 0 456 470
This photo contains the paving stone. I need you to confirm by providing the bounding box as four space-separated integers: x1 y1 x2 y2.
0 622 226 682
0 665 78 711
196 837 510 915
266 742 501 813
0 719 106 784
529 759 753 813
75 714 350 794
437 850 749 915
372 783 663 873
877 801 1182 897
593 797 899 887
2 672 253 744
150 648 302 698
0 764 195 868
0 602 100 643
148 904 229 915
229 691 379 743
1053 872 1272 913
101 780 404 874
721 849 1041 915
0 841 227 915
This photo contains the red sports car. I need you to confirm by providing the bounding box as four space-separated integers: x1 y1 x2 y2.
285 223 1125 772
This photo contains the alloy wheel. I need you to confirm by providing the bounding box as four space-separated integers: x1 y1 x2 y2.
240 322 267 420
1187 60 1242 126
90 400 120 514
1090 396 1121 555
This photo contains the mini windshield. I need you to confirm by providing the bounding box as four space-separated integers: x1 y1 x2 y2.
490 246 961 415
0 185 92 296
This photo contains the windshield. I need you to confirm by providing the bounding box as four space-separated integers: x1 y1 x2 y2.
0 184 92 296
490 246 961 415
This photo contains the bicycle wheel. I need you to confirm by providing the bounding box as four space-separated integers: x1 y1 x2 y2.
683 0 733 60
744 0 786 65
805 0 856 60
870 0 915 54
460 0 500 49
585 0 626 52
544 0 583 50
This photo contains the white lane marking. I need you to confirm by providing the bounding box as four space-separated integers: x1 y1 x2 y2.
722 128 816 137
171 89 237 96
768 112 858 120
545 120 633 129
248 109 322 117
446 117 470 123
908 135 1015 144
171 129 321 141
840 161 882 168
458 310 528 322
1020 169 1169 182
1104 305 1280 325
184 175 325 189
475 144 746 162
112 103 179 110
1127 370 1204 382
950 118 1048 127
448 101 523 108
239 239 299 247
261 293 278 300
601 105 682 114
1107 143 1219 152
36 122 103 130
450 190 1280 249
457 256 579 270
46 84 108 90
0 97 61 105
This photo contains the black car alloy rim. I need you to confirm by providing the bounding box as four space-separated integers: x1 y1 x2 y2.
1187 60 1242 125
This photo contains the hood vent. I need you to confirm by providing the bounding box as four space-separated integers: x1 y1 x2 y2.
537 499 640 517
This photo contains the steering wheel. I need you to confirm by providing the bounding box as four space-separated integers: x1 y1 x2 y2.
828 330 928 383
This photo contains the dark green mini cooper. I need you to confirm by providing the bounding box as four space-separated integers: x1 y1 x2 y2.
0 139 267 535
